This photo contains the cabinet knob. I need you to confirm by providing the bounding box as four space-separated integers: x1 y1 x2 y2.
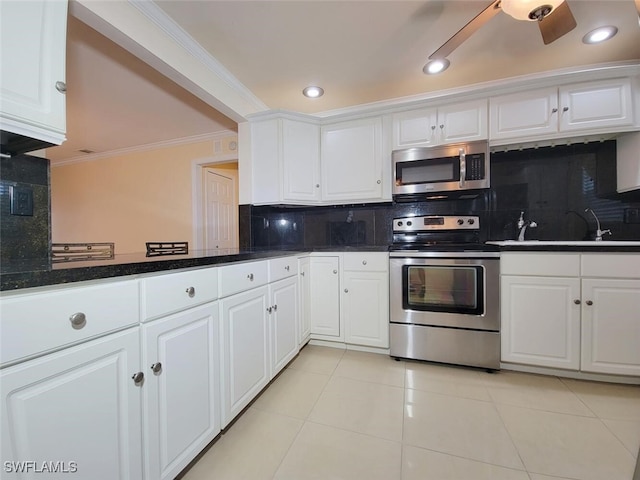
69 312 86 329
439 124 444 130
552 108 558 113
563 106 569 112
151 362 162 374
315 184 320 188
586 300 593 306
431 125 436 131
131 372 144 385
344 288 349 293
55 81 66 94
185 286 196 297
247 273 254 281
362 260 367 265
273 304 278 311
267 306 273 313
574 299 581 305
285 265 290 271
300 271 305 276
333 269 337 274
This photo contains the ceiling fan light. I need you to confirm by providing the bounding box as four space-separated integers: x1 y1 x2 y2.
302 86 324 98
423 58 450 75
582 25 618 44
501 0 563 21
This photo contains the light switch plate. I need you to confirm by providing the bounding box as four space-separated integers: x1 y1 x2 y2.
9 185 34 216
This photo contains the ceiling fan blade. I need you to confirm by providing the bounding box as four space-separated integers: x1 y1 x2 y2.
538 1 577 45
429 0 501 59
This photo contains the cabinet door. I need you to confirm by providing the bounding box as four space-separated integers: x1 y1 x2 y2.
392 108 438 149
221 286 270 426
282 119 321 202
250 119 281 204
0 0 67 144
559 78 634 132
437 99 488 144
298 257 312 345
321 118 383 202
501 276 581 369
142 304 220 480
309 256 341 339
0 328 142 480
489 88 558 141
581 279 640 376
269 277 299 376
343 271 389 348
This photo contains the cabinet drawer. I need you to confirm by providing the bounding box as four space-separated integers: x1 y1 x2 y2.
268 256 298 282
218 260 268 298
0 280 139 366
501 253 580 277
581 254 640 279
141 267 218 321
343 252 388 272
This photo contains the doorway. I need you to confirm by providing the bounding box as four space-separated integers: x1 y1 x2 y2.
202 165 238 250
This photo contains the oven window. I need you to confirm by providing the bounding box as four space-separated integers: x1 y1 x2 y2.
403 265 484 315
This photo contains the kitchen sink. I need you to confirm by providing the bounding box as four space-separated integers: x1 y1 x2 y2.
487 240 640 246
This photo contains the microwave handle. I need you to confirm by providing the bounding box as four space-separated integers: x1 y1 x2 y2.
459 148 466 187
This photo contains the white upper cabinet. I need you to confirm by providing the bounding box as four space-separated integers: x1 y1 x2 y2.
249 116 320 205
0 0 67 145
321 117 384 202
489 78 634 143
392 99 488 149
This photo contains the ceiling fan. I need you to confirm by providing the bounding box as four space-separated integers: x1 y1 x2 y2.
429 0 577 62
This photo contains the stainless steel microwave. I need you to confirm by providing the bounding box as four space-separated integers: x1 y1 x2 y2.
392 141 489 199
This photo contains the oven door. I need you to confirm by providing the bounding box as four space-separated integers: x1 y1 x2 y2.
390 255 499 331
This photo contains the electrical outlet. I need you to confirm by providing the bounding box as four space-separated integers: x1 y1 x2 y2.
623 208 640 224
9 185 33 216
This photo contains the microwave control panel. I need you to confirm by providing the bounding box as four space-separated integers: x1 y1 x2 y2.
466 154 485 180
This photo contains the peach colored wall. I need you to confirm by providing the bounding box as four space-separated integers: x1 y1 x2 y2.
51 137 237 254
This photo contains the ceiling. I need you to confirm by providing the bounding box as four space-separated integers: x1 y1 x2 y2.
48 0 640 163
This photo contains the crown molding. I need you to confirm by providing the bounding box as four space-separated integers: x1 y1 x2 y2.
51 130 237 167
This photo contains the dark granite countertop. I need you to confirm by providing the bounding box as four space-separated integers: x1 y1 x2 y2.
0 246 391 292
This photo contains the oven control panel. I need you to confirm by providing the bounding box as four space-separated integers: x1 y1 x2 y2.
393 215 479 232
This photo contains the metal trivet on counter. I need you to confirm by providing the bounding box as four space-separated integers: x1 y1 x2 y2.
145 241 188 257
52 243 115 263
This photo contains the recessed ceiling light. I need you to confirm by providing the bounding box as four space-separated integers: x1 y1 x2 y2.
423 58 450 75
302 86 324 98
582 25 618 44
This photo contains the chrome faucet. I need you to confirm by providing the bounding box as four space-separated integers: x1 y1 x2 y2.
517 211 537 241
584 208 611 241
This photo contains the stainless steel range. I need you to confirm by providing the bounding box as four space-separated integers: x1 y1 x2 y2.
389 215 500 370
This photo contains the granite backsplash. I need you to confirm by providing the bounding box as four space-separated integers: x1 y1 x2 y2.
240 141 640 249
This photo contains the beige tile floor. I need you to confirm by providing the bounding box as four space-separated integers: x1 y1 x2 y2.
182 345 640 480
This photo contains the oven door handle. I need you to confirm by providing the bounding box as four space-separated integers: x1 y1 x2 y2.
459 148 466 187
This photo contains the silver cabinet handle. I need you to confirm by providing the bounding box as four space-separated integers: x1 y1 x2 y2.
563 106 569 112
439 124 444 130
574 299 581 305
69 312 86 329
362 260 367 265
55 81 66 94
376 180 381 184
344 288 349 293
247 273 254 281
586 300 593 306
131 372 144 385
300 271 305 276
552 108 558 113
151 363 162 374
185 286 195 297
273 304 277 311
431 125 436 131
267 306 272 313
315 184 320 188
333 269 337 274
285 265 290 271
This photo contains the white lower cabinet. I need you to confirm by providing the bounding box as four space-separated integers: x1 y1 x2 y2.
342 253 389 348
141 303 220 480
0 328 143 480
221 286 270 427
269 276 299 375
298 257 312 345
501 253 640 376
309 255 341 340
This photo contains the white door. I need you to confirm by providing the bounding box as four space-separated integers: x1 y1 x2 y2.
343 271 389 348
309 256 341 339
142 303 220 480
581 278 640 376
298 257 312 345
282 119 321 202
269 276 299 376
0 328 142 480
204 169 237 249
392 108 438 149
437 99 488 144
221 286 270 427
501 275 581 370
